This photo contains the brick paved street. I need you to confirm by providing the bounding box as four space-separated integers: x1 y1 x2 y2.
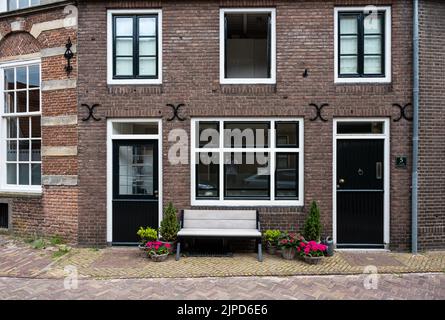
1 273 444 300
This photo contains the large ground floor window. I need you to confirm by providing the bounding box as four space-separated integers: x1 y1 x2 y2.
191 118 304 206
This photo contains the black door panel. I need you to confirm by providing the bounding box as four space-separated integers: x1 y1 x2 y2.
112 140 158 244
337 139 384 247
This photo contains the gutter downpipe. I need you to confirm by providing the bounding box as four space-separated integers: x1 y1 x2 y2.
412 0 419 254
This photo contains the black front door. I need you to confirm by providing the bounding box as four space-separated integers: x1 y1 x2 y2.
112 140 158 244
336 139 384 248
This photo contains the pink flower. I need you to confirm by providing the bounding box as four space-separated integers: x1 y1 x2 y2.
165 243 171 248
297 247 301 252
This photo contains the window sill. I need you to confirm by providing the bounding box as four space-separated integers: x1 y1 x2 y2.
334 77 391 84
107 79 162 86
191 200 303 207
0 189 42 198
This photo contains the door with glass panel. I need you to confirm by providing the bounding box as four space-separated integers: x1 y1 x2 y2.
112 140 158 244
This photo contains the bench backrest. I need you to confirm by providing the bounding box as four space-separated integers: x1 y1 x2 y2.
182 210 258 230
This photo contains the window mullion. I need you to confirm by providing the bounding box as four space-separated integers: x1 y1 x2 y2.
358 14 364 76
219 120 224 201
270 120 275 201
134 16 138 78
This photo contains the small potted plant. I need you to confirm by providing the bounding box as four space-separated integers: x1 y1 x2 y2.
136 226 158 250
263 229 281 255
278 232 299 260
146 241 171 262
159 202 180 252
303 201 322 243
297 240 327 265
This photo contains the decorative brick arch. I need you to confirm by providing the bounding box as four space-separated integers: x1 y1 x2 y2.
0 31 41 59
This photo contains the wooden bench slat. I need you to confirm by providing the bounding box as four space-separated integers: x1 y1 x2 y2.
183 210 257 221
184 219 257 229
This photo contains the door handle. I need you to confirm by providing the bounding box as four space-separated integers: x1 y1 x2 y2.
339 178 345 184
154 190 158 198
376 162 382 179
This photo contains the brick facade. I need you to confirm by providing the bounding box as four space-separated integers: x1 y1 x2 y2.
0 1 78 242
0 0 443 251
418 0 445 250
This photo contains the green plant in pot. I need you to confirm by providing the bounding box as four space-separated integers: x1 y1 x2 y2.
136 226 158 250
263 229 281 255
159 202 180 253
303 201 322 243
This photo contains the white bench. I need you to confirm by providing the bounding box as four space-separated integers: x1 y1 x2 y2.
176 209 263 262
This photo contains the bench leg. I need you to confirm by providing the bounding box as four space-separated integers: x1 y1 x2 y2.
257 239 263 262
175 241 181 261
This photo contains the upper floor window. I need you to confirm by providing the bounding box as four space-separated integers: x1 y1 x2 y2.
8 0 39 11
334 6 391 83
107 10 162 85
0 61 41 192
220 8 276 84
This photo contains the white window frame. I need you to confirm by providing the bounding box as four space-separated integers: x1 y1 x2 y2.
334 6 391 84
7 0 39 12
191 118 304 206
0 59 42 194
219 8 277 85
107 9 163 85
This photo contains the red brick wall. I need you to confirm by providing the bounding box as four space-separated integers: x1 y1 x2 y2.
418 0 445 250
77 0 414 250
0 3 78 243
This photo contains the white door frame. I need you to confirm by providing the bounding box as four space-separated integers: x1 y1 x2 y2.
106 118 163 244
332 118 390 248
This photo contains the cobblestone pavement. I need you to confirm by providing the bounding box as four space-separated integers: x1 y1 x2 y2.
1 234 445 280
0 273 444 300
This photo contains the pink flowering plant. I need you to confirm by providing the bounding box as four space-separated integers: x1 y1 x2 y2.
297 240 327 257
278 232 303 249
145 241 171 256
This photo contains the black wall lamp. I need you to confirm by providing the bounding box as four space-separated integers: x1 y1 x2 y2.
64 37 74 75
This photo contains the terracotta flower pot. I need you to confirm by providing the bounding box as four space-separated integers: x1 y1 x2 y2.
281 247 296 260
303 256 323 265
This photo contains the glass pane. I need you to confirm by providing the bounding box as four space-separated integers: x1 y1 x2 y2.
364 35 382 54
224 152 270 199
119 144 154 195
276 153 298 199
28 89 40 112
8 0 17 11
115 17 133 36
340 15 358 34
115 57 133 76
139 38 156 56
28 65 39 88
19 140 29 161
31 0 40 6
139 57 156 76
4 68 14 90
7 164 17 184
337 121 384 134
196 152 219 198
7 141 17 161
197 122 219 148
18 0 28 9
16 91 26 113
4 92 14 113
224 122 269 148
112 122 158 135
276 122 299 147
364 14 382 34
19 164 29 185
116 38 133 56
340 56 358 74
225 13 270 79
7 118 17 138
19 117 29 138
364 56 382 74
31 164 41 185
31 141 41 161
340 36 357 54
139 17 156 36
16 67 27 89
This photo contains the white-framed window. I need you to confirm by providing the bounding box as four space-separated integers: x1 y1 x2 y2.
107 9 162 85
191 118 304 206
219 8 276 85
7 0 39 11
334 6 391 84
0 60 42 193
